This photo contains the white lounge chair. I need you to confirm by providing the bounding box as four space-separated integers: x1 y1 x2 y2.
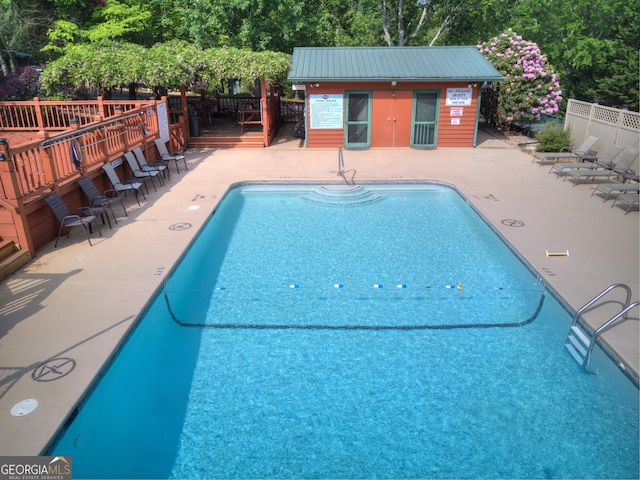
533 135 599 164
611 193 639 214
154 138 187 174
591 176 640 201
549 144 624 175
565 149 639 186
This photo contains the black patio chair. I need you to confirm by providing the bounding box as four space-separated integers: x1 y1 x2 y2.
43 192 102 247
77 176 127 227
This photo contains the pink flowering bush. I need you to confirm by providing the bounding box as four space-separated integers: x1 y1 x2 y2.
478 29 562 130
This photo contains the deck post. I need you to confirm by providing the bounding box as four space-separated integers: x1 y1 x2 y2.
180 85 190 141
33 97 46 137
261 78 269 147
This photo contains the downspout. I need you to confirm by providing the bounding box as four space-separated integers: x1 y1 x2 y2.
473 82 486 147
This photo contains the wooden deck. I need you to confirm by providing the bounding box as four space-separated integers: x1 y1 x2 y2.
189 114 266 148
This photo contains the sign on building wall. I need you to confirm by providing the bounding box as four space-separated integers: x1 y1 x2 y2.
310 94 344 129
445 88 473 106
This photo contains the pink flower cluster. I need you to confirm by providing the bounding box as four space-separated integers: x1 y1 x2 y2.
477 29 563 124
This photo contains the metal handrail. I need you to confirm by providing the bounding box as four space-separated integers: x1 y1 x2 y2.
583 301 639 371
567 283 636 373
570 283 632 327
337 146 356 185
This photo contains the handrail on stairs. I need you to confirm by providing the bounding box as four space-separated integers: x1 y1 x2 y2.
570 283 632 328
566 283 637 373
583 301 640 370
337 147 356 185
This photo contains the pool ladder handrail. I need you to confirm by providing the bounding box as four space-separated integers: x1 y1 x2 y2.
337 147 356 185
565 283 638 373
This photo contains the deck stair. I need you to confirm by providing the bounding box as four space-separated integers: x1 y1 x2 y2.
0 239 32 281
565 283 638 373
304 185 384 206
188 133 264 149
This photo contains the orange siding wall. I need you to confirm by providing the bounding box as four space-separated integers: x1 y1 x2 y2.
305 81 479 148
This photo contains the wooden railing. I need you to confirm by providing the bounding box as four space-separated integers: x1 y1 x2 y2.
0 97 153 132
1 106 160 203
0 98 187 254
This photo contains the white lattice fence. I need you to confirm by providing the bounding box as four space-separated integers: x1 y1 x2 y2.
565 100 640 173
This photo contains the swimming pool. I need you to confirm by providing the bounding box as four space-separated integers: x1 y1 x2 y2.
49 184 639 479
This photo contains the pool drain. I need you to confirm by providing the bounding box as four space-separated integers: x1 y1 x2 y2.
11 399 38 416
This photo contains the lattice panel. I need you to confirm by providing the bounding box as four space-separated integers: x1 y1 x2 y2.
593 106 621 125
567 101 592 117
622 111 640 130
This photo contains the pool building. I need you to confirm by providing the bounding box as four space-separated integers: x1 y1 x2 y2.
288 46 504 148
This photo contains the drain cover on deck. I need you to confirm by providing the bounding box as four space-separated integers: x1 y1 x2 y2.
10 399 38 416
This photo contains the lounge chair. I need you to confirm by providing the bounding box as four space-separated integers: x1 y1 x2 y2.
533 135 599 164
77 176 127 226
591 173 640 201
154 138 187 174
610 193 639 214
565 148 639 186
44 192 102 247
133 146 169 181
549 144 624 175
124 151 164 192
102 162 146 205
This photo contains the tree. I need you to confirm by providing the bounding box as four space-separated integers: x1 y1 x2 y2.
160 0 321 52
381 0 432 46
43 0 154 53
0 0 55 75
478 29 562 130
511 0 639 110
440 0 518 46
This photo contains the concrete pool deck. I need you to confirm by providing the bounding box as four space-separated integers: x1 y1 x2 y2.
0 129 638 455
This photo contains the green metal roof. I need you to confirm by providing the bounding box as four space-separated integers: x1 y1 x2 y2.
288 46 504 83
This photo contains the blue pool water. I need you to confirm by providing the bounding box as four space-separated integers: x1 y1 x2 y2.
50 184 639 479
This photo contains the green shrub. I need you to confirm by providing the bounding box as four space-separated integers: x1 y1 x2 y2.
535 122 571 152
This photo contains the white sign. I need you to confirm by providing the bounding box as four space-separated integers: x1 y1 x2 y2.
450 107 464 116
446 88 472 106
157 102 170 143
310 94 343 129
451 118 461 125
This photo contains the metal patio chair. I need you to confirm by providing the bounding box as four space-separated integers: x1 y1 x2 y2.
133 146 169 181
77 176 128 226
124 151 164 192
43 192 102 247
154 138 188 174
102 162 146 205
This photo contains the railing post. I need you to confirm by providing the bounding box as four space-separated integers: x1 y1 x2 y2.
97 96 105 119
33 97 46 137
0 138 35 254
261 77 269 147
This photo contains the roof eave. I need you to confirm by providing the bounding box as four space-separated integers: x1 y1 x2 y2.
287 77 505 83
